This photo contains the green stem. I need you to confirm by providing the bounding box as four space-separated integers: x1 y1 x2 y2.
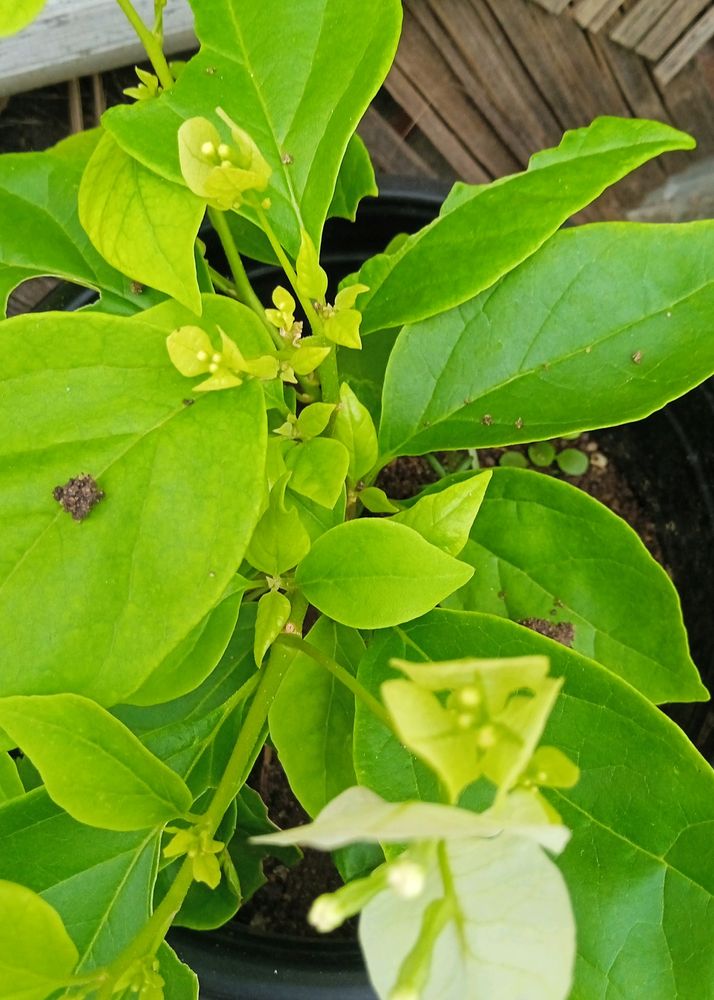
318 348 339 404
252 201 322 333
114 0 174 89
208 266 239 297
204 645 293 829
207 208 277 340
275 633 393 730
425 452 447 479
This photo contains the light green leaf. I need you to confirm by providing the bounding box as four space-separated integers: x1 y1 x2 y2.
379 222 714 457
360 836 574 1000
126 588 244 706
331 382 378 482
295 520 474 629
358 487 401 514
328 134 377 222
0 309 266 705
0 789 159 974
0 0 46 36
296 402 335 440
254 590 291 666
356 117 694 334
392 471 491 556
246 474 311 575
0 880 78 1000
103 0 402 255
285 437 350 508
382 611 714 999
0 694 192 830
290 487 346 545
253 786 568 853
0 753 23 802
0 142 156 317
444 467 706 704
79 132 204 312
156 942 198 1000
296 229 328 303
270 616 365 816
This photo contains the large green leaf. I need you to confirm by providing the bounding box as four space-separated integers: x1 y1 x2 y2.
0 879 78 1000
294 520 474 628
379 221 714 457
355 118 694 335
361 610 714 999
0 0 46 36
443 468 706 705
360 837 574 1000
103 0 402 255
0 307 267 705
0 694 193 831
270 616 365 816
0 139 160 317
79 132 204 312
0 789 159 973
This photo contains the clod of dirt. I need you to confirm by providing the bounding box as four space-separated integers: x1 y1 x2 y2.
518 617 575 648
53 474 105 521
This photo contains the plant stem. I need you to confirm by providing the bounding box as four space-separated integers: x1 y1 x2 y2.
275 633 393 730
252 201 322 332
114 0 174 90
207 207 277 340
203 646 293 830
425 452 447 478
208 266 239 297
318 348 340 404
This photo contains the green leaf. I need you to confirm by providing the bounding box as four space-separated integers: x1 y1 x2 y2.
156 942 198 1000
0 309 266 705
228 785 302 904
360 836 574 1000
270 616 365 816
331 382 379 482
254 590 291 666
0 880 78 999
103 0 402 255
358 487 401 514
444 468 706 704
384 610 714 999
126 588 244 707
328 134 377 222
379 221 714 457
391 471 491 556
79 132 204 312
0 789 159 973
246 474 311 575
0 0 46 36
253 786 567 852
556 447 589 476
0 694 193 830
295 520 474 629
356 117 694 334
0 753 23 802
285 437 350 508
0 143 156 317
296 402 335 440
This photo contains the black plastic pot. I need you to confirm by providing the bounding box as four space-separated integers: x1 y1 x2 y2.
38 180 714 998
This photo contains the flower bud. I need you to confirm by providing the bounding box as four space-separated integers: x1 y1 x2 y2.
387 859 426 900
308 895 344 933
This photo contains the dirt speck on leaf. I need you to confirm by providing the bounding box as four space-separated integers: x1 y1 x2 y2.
53 474 105 521
518 617 575 648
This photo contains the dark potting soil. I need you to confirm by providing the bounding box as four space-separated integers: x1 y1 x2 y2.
237 434 666 940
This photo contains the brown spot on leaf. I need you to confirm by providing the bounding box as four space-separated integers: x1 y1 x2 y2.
632 350 643 364
182 398 195 406
53 474 105 522
130 281 144 295
482 414 493 426
518 617 575 648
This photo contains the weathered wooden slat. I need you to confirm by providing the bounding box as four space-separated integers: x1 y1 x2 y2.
410 1 524 170
531 0 573 11
358 107 440 179
573 0 625 31
654 6 714 83
637 0 712 60
384 63 491 184
610 0 679 47
0 0 195 97
431 0 562 162
394 6 518 178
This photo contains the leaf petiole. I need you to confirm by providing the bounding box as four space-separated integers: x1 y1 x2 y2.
113 0 174 90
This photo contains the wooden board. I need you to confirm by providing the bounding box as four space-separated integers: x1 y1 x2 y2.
0 0 195 96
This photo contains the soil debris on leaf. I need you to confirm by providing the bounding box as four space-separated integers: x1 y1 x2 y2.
518 617 575 648
53 474 105 521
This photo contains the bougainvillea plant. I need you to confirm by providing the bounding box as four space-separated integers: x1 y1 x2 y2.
1 2 714 998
